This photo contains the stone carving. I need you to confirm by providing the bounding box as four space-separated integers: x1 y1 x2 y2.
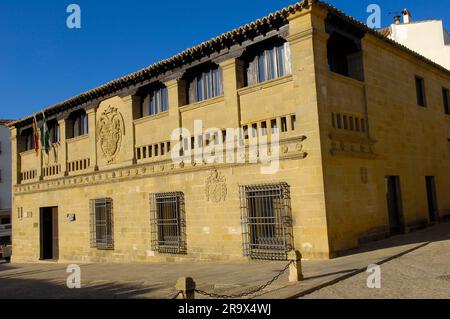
97 106 125 164
205 169 227 203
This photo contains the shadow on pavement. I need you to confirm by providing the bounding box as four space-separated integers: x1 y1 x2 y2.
0 276 162 299
338 220 450 258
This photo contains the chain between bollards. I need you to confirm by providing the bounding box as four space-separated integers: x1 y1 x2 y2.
171 250 303 299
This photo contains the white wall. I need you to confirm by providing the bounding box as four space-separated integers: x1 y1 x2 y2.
0 125 11 212
390 20 450 71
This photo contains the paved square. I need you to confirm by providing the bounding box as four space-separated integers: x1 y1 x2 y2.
1 222 449 299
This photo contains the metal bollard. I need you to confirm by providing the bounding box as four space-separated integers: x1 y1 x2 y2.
175 277 196 299
288 250 304 282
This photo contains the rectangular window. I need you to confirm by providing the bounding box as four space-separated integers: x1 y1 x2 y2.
271 119 278 134
49 122 60 144
248 43 292 86
281 117 288 132
239 183 293 260
261 121 268 136
90 198 114 250
150 192 186 254
343 115 348 130
189 67 223 103
443 88 449 115
415 76 426 107
336 113 342 129
142 86 168 117
291 115 297 131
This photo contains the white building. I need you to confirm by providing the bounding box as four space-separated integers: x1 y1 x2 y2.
382 9 450 70
0 121 12 236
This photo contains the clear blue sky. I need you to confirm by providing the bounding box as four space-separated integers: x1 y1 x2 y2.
1 0 449 120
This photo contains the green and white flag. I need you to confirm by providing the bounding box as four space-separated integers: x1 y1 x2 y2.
41 111 51 154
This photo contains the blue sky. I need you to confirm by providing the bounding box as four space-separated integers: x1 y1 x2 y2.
1 0 449 120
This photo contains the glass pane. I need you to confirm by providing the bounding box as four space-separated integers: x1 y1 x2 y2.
277 45 285 77
267 48 276 80
258 54 266 83
150 94 155 115
197 77 203 101
205 71 212 99
212 69 219 97
162 87 168 112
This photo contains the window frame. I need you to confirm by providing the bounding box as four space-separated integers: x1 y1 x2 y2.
443 87 449 115
247 42 292 86
239 183 294 261
150 192 186 255
141 85 169 118
188 66 223 104
415 76 427 107
90 198 114 250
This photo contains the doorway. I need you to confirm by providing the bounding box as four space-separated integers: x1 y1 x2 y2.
40 207 58 260
425 176 439 223
386 176 404 234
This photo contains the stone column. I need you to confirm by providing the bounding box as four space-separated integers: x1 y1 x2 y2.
86 108 98 171
219 58 245 128
284 5 332 258
165 78 186 128
120 95 140 165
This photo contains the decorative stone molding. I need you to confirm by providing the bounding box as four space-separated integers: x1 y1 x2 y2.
329 132 376 159
205 170 227 203
14 135 307 195
97 106 125 164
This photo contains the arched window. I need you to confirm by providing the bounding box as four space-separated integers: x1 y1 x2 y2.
67 109 88 139
186 64 223 104
245 41 291 86
140 83 168 118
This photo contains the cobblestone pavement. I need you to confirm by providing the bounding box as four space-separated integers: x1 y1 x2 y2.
1 222 449 299
302 234 450 299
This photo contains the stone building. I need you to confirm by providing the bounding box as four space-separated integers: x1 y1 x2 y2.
9 0 450 263
381 9 450 71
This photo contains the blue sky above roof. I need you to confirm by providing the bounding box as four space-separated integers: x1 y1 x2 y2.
1 0 449 120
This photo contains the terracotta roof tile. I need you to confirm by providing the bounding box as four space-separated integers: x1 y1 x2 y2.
378 27 392 37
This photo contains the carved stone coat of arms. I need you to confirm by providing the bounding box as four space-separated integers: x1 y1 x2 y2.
205 169 227 203
97 106 124 164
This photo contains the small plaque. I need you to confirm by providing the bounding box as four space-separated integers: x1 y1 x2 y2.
67 213 76 222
